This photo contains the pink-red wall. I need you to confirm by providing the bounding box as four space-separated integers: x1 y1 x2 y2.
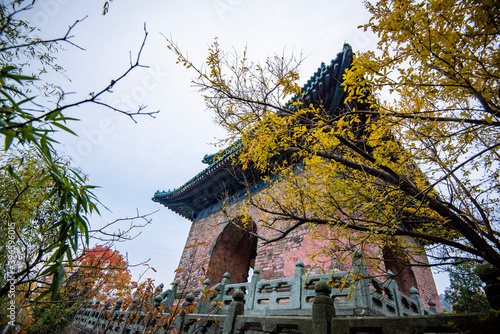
173 200 441 311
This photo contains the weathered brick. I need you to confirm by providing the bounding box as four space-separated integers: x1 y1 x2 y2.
173 196 441 313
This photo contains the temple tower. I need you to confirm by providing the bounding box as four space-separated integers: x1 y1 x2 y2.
153 44 441 311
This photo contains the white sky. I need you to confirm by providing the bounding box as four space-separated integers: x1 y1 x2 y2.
22 0 449 293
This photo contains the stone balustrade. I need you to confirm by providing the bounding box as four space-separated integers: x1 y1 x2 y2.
72 257 446 333
195 257 436 317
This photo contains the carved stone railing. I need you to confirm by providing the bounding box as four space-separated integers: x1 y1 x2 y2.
195 257 437 317
72 259 500 333
73 281 180 334
165 284 497 334
72 257 438 333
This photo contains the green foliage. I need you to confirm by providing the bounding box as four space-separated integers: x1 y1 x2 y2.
1 2 62 71
0 146 99 301
0 123 99 302
444 262 491 313
27 302 73 334
0 67 99 301
0 0 155 308
0 1 102 302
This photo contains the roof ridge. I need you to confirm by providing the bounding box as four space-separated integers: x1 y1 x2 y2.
153 44 354 221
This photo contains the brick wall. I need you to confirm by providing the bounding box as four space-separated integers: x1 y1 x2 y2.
173 198 441 312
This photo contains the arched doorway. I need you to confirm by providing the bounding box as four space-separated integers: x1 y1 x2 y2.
207 216 257 284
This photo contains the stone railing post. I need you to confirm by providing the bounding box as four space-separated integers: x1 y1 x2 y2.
386 270 403 316
173 292 196 333
154 293 164 308
171 281 179 300
221 272 231 287
197 278 212 314
312 280 335 334
105 299 123 333
428 299 438 314
155 283 164 300
72 303 83 324
409 287 424 315
127 297 140 311
222 288 245 334
162 281 179 311
214 272 230 312
93 301 102 329
352 253 371 313
118 311 131 334
123 297 141 334
113 299 123 312
101 303 111 330
476 262 500 310
247 269 260 311
292 260 305 309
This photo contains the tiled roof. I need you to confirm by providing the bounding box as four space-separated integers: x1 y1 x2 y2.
153 44 354 221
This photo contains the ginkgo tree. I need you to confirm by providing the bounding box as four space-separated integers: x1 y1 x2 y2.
166 0 500 273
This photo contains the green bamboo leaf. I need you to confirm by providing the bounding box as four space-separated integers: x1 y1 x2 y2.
66 247 73 269
33 289 52 302
50 265 66 300
6 164 22 183
51 122 78 136
35 174 52 187
40 262 58 277
44 110 62 121
4 133 14 150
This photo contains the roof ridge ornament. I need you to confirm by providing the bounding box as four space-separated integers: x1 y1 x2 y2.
153 44 354 221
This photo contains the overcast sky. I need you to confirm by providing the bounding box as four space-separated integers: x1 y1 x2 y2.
22 0 449 293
